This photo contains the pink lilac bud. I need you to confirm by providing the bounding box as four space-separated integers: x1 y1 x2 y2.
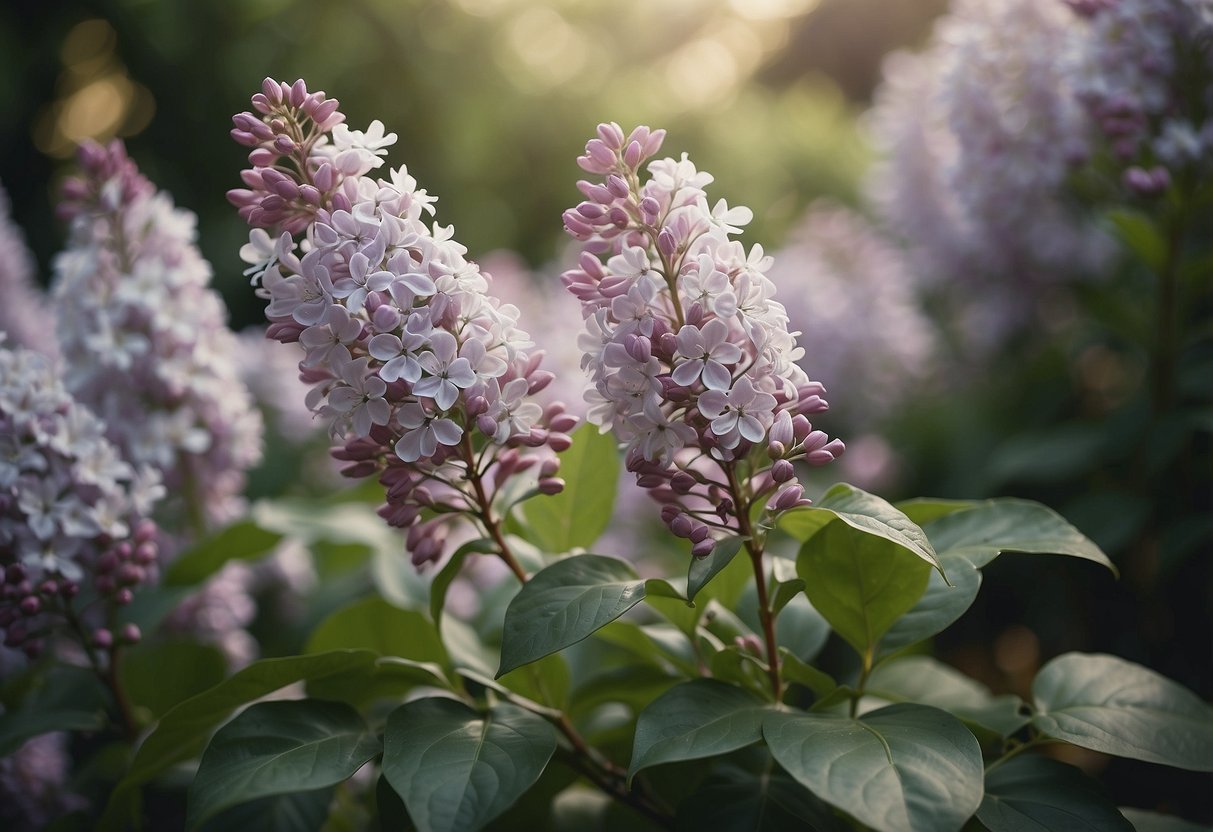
771 459 795 483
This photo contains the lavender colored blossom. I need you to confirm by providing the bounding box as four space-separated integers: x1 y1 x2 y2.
0 733 86 828
561 123 843 556
768 202 937 425
0 343 163 656
0 185 55 357
53 141 264 530
237 329 323 443
163 560 258 668
230 79 577 569
865 0 1114 294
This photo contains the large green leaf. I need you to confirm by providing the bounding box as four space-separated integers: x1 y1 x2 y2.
921 500 1115 573
382 698 557 832
1031 653 1213 771
782 483 942 573
977 755 1132 832
430 537 495 629
866 656 1029 737
112 651 377 799
797 519 932 657
164 520 284 586
197 788 334 832
688 537 745 602
764 703 984 832
520 426 619 553
676 758 851 832
893 499 977 527
0 665 108 756
498 554 645 676
121 640 228 719
629 679 768 782
187 699 380 829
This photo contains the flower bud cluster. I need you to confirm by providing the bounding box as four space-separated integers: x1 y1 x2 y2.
231 79 577 568
561 123 843 555
53 141 264 530
0 344 162 656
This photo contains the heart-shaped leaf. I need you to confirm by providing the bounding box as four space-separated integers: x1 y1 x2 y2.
187 699 380 829
382 698 556 832
498 554 645 676
764 703 984 832
1031 653 1213 771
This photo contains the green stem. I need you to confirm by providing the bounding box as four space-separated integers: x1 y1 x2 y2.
985 736 1055 773
850 645 874 719
724 463 783 701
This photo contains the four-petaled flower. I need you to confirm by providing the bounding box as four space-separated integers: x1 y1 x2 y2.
671 319 742 390
697 377 777 448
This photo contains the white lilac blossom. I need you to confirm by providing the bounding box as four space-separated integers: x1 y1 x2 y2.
561 123 843 556
866 0 1114 296
768 202 937 425
0 343 162 656
0 184 54 357
53 142 263 531
163 560 258 668
229 79 577 569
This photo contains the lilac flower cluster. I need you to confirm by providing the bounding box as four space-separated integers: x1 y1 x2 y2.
53 141 263 531
769 201 937 426
0 185 54 357
561 123 843 556
0 344 162 656
0 733 85 829
1067 0 1213 196
866 0 1114 293
230 79 576 568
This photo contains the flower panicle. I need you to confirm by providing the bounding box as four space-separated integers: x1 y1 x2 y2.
0 344 163 658
561 122 843 556
52 140 264 530
230 79 578 569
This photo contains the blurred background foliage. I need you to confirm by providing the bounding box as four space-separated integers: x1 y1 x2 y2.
1 0 1209 820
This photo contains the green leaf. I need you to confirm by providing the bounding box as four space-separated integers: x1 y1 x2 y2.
629 679 768 783
676 758 851 832
893 498 977 527
595 620 699 677
782 483 942 574
113 651 377 801
687 536 745 602
1107 208 1167 272
643 579 699 636
520 426 619 552
866 656 1030 737
709 646 774 699
764 703 984 832
1031 653 1213 771
382 698 556 832
780 650 837 698
187 699 380 829
430 538 495 629
197 788 334 832
165 520 284 586
121 640 228 719
306 597 449 667
797 519 932 657
877 556 981 657
498 554 646 677
498 653 572 711
977 756 1132 832
922 499 1115 573
1119 808 1212 832
0 665 108 756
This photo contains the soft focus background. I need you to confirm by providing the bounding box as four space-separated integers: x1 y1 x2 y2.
1 0 1209 822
